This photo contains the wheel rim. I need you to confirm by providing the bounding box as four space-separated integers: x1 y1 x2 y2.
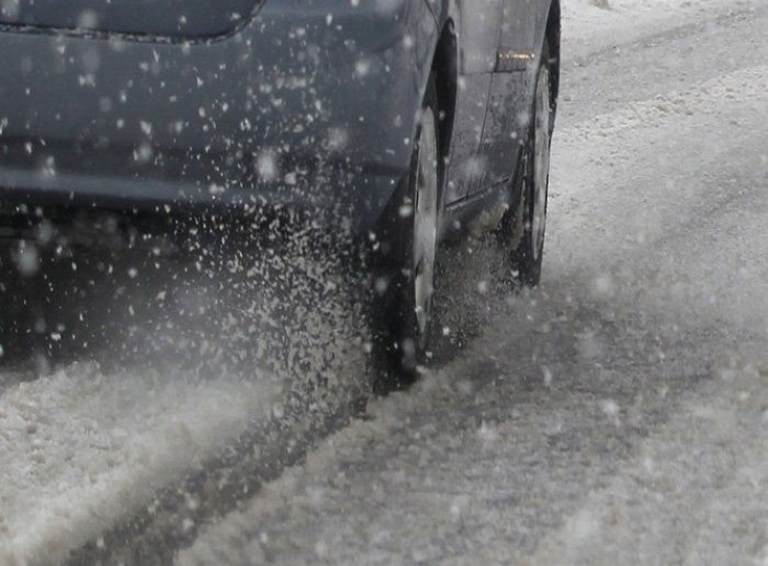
413 107 439 344
531 63 551 262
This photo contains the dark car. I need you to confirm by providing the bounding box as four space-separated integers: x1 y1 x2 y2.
0 0 560 383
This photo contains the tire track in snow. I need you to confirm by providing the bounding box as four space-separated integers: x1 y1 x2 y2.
0 366 280 566
63 406 359 566
562 0 765 61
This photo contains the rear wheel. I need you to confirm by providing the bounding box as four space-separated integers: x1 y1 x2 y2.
402 99 439 372
374 78 440 390
498 44 553 287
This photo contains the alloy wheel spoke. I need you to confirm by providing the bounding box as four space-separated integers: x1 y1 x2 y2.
412 107 438 341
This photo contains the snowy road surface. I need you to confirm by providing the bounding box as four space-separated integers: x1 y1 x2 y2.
2 0 768 564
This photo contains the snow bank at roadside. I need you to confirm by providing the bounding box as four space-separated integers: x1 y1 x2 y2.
563 0 764 59
0 364 278 566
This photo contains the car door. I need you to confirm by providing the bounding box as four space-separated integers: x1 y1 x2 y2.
479 0 545 192
442 0 503 205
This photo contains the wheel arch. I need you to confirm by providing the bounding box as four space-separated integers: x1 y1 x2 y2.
430 19 459 174
545 0 561 108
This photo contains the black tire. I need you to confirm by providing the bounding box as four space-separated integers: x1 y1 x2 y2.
372 77 441 391
498 42 553 287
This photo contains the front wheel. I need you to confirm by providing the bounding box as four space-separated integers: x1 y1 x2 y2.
498 44 553 287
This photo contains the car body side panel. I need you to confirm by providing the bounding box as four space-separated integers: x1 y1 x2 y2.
482 69 532 189
481 0 552 191
434 0 501 204
441 74 492 205
0 0 439 233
